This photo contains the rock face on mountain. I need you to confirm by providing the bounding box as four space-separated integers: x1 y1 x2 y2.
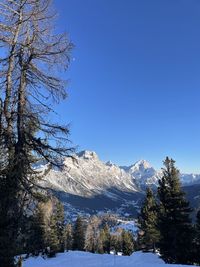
121 160 161 189
41 151 143 219
123 159 200 188
42 150 139 196
40 150 200 219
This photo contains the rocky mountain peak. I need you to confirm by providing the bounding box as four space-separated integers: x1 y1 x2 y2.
77 150 98 160
131 159 152 171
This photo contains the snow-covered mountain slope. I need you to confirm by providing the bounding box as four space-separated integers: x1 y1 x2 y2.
40 150 200 218
121 160 161 188
42 150 139 197
41 151 143 218
122 159 200 188
42 150 200 192
23 251 193 267
181 173 200 185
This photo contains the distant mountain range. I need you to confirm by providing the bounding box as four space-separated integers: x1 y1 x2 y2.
40 150 200 219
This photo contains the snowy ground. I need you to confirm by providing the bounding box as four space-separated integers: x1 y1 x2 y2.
23 251 196 267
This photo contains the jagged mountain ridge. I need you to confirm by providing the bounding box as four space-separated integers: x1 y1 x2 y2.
42 150 139 197
120 159 161 188
41 150 144 218
121 159 200 187
41 150 200 218
42 150 200 192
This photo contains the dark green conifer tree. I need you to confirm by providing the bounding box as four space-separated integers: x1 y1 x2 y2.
101 224 111 254
28 206 47 255
110 234 121 254
121 230 134 256
54 202 65 252
193 210 200 265
97 230 105 254
138 187 160 251
73 216 85 251
47 214 59 257
65 224 73 251
157 157 193 264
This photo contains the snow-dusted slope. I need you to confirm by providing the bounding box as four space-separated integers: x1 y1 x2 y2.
23 251 194 267
121 160 161 188
40 151 144 218
42 150 139 198
181 173 200 185
122 159 200 188
40 150 200 218
42 150 200 193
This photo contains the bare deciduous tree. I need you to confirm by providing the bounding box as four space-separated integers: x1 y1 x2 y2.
0 1 73 265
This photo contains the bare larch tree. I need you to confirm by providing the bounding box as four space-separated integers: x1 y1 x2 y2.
0 1 73 265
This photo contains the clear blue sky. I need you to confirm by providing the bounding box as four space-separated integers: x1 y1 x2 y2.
53 0 200 173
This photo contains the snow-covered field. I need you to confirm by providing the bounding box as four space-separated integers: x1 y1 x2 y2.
23 251 195 267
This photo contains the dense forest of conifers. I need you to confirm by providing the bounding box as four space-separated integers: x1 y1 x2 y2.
17 207 135 258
